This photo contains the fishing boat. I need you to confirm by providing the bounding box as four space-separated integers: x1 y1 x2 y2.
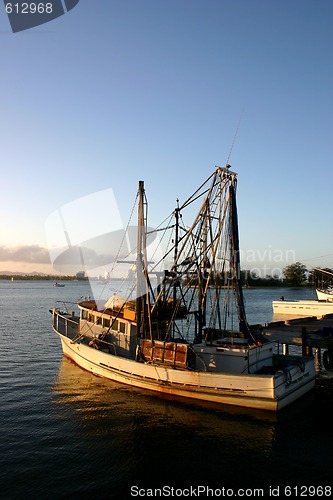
51 166 316 411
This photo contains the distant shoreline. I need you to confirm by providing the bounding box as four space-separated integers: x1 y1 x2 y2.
0 274 89 281
0 274 313 288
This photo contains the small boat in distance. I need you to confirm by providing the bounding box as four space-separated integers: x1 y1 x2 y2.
51 166 316 411
53 282 65 287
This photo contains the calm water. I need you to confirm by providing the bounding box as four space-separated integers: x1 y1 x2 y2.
0 281 332 499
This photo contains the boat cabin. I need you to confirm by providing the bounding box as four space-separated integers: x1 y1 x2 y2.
78 298 138 359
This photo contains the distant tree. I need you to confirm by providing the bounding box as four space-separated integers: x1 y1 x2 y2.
282 262 307 286
241 270 282 287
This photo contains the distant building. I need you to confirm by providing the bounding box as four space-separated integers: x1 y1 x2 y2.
76 271 86 280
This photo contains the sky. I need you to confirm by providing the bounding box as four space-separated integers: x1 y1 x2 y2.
0 0 332 276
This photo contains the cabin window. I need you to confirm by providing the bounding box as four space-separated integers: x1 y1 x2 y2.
103 318 110 328
95 316 102 325
111 319 118 331
81 310 88 320
119 322 126 334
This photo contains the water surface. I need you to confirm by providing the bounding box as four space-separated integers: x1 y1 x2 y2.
0 281 332 498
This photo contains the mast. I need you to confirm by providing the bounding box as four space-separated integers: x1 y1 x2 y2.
136 181 144 339
196 198 209 343
136 181 152 340
228 180 253 341
172 199 180 339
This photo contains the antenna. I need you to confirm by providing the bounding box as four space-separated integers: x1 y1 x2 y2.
226 111 244 167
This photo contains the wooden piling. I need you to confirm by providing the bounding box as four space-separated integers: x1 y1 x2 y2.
302 327 312 357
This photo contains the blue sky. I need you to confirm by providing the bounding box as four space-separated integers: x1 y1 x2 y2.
0 0 332 274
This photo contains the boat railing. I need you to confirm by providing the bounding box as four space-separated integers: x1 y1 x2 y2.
52 308 78 338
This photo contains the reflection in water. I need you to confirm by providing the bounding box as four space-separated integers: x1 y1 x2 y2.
52 358 275 488
51 354 333 497
50 358 319 496
1 283 331 499
52 358 279 433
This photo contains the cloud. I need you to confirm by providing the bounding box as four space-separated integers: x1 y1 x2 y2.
52 245 114 271
0 244 112 269
49 227 158 272
0 245 51 264
0 226 159 276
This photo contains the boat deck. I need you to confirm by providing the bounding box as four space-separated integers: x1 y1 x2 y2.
52 308 333 353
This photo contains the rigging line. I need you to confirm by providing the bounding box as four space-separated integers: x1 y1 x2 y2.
302 259 333 271
178 172 228 212
180 185 211 210
148 214 175 269
147 210 179 235
112 190 138 268
146 224 176 234
153 176 226 273
179 170 217 211
302 253 333 261
226 111 244 167
150 223 190 273
176 176 230 272
95 190 139 301
115 213 175 278
135 210 179 284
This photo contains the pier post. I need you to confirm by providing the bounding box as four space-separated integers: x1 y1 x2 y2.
283 344 289 355
301 327 312 357
315 348 321 371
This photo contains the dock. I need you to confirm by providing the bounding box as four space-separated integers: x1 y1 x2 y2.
261 314 333 371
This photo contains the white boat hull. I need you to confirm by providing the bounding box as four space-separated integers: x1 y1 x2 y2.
316 289 333 302
272 299 333 317
56 330 315 412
